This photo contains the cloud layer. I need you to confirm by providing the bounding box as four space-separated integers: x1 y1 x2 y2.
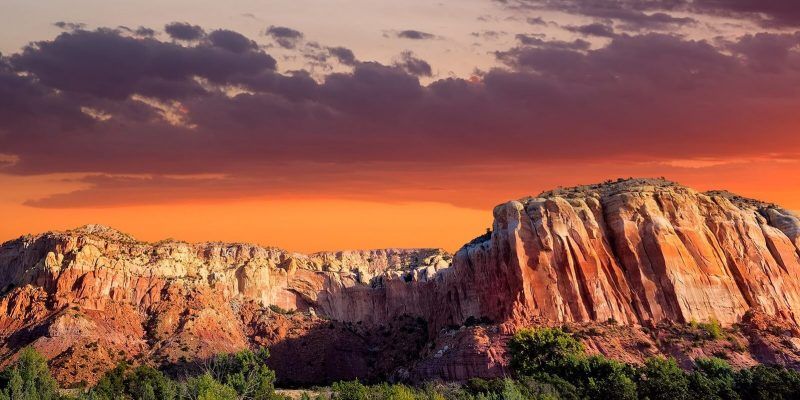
2 17 800 208
503 0 800 28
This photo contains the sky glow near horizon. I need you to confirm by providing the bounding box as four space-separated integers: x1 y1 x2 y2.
1 0 799 252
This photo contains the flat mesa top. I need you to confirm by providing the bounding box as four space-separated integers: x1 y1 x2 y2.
524 178 778 212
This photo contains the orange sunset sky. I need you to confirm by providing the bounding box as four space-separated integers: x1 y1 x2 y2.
1 1 800 252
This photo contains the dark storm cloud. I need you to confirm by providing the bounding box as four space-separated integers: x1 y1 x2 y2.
393 51 432 77
4 27 800 207
134 27 156 37
503 0 800 28
265 25 304 49
208 29 258 53
692 0 800 28
514 34 590 50
164 22 205 40
116 25 156 38
526 17 548 25
396 30 436 40
53 21 86 31
327 46 357 65
471 30 507 40
11 29 276 100
502 1 694 30
564 23 616 38
724 32 800 73
0 57 91 133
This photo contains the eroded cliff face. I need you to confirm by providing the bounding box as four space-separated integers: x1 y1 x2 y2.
451 180 800 328
1 179 800 385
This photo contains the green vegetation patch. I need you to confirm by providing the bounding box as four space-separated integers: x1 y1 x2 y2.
2 327 800 400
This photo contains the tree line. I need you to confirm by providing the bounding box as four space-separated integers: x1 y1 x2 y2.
1 327 800 399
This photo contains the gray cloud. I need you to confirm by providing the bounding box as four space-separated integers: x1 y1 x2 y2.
164 22 205 40
503 1 694 30
53 21 86 31
503 0 800 29
396 30 436 40
564 23 616 38
265 25 304 49
3 27 800 208
394 51 432 76
11 29 276 100
692 0 800 28
327 46 357 65
208 29 258 53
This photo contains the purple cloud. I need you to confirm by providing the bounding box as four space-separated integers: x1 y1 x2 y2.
164 22 205 40
265 25 304 49
3 27 800 208
396 30 436 40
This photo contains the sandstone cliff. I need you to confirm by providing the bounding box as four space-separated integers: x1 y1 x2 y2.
1 178 799 385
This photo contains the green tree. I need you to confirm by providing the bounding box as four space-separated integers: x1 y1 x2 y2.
511 375 575 400
688 357 739 400
507 328 584 377
637 357 690 400
125 365 177 400
183 373 238 400
331 381 368 400
86 362 128 400
507 328 635 400
734 364 800 400
0 347 59 400
498 379 525 400
5 368 23 400
579 355 637 400
207 348 276 400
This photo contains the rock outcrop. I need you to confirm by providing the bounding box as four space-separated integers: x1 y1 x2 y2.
1 178 800 385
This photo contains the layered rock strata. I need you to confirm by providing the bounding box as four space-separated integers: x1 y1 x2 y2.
1 178 799 384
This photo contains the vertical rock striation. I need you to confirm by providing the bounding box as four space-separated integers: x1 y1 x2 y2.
438 179 800 329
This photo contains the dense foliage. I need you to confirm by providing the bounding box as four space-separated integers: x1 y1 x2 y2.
0 347 59 400
2 329 800 399
0 347 278 400
506 327 800 400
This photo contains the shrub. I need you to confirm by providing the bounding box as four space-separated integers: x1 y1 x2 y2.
331 380 368 400
700 320 724 340
86 362 178 400
690 319 724 340
269 305 295 315
508 327 636 400
125 365 178 400
508 328 584 376
183 372 239 400
734 364 800 400
688 357 738 400
514 375 574 400
498 379 525 400
637 357 690 400
86 362 128 399
207 348 276 400
579 356 637 400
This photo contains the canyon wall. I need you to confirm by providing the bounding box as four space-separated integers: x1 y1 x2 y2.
324 178 800 331
1 178 800 384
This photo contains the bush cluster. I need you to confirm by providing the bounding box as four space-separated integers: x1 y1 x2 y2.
2 328 800 400
0 348 281 400
506 327 800 400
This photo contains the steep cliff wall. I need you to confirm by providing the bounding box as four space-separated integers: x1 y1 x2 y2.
318 178 800 332
1 178 799 384
448 179 800 328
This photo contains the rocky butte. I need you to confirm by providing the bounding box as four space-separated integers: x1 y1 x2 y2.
1 178 800 386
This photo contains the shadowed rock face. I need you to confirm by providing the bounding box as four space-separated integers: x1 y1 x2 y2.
1 178 800 385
